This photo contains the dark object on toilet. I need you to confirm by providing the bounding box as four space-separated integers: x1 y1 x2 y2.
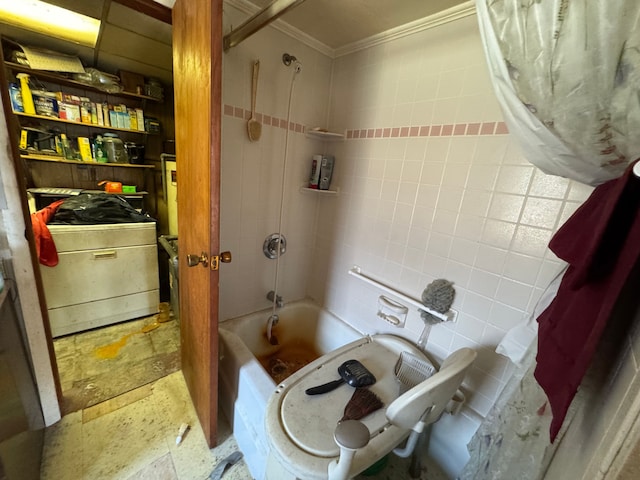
340 387 384 422
305 359 376 395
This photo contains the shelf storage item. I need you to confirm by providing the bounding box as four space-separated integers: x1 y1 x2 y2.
5 61 161 102
14 111 150 135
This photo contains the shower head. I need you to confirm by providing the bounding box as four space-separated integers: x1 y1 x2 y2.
282 53 298 66
294 61 302 73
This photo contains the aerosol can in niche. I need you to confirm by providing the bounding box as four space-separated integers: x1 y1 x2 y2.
318 155 335 190
308 154 321 189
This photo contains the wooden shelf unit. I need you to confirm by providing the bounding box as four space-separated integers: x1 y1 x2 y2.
21 153 154 168
14 111 150 135
5 62 161 103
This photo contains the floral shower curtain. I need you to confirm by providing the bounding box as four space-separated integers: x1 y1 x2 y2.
461 1 640 478
477 0 640 186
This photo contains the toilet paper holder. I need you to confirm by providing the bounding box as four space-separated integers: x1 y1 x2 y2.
377 295 408 327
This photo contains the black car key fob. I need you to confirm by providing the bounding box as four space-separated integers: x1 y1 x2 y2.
305 359 376 395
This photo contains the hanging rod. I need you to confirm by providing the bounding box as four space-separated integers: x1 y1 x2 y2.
223 0 310 51
348 265 457 322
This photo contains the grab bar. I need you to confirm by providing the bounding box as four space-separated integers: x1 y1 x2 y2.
348 265 457 322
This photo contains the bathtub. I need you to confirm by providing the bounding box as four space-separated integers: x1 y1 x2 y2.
218 299 362 480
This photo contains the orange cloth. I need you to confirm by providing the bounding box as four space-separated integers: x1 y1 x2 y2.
30 200 64 266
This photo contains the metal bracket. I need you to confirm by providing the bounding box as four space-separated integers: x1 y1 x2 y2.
211 251 232 270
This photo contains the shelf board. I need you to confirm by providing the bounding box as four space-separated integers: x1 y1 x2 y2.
14 111 149 135
27 188 148 196
299 186 339 196
5 62 161 102
306 129 345 141
21 154 155 169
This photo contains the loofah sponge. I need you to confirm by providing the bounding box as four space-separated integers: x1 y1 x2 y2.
420 279 455 324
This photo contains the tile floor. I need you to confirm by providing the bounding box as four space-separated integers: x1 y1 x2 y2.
53 315 181 414
41 371 251 480
41 370 448 480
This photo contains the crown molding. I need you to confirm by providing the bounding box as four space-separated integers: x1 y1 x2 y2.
334 1 476 58
223 0 476 59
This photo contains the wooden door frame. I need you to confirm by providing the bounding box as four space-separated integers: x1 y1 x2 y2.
0 50 63 411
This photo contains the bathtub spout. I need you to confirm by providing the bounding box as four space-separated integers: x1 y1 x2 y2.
267 290 284 308
267 314 279 345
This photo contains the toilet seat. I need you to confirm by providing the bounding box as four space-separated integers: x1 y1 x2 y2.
265 334 434 479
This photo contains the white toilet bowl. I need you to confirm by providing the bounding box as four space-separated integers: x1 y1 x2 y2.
264 334 434 480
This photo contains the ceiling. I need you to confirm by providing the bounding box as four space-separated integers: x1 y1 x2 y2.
0 0 470 87
153 0 470 50
244 0 470 49
0 0 173 84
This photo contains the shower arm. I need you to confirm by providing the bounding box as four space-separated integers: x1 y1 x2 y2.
223 0 310 51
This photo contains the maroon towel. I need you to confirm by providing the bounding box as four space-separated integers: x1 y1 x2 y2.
535 160 640 441
31 200 64 267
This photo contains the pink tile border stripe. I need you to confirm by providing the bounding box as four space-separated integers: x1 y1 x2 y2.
343 121 508 138
222 104 509 138
222 104 306 134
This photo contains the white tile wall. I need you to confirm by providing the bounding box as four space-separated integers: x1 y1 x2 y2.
219 7 600 478
309 15 594 431
219 4 333 320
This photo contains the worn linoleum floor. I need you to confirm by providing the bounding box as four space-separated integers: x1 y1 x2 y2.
53 315 181 414
41 371 251 480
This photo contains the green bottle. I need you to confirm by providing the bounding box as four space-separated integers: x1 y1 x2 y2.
95 135 107 163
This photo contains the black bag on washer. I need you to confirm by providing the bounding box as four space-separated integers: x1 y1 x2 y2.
51 193 156 224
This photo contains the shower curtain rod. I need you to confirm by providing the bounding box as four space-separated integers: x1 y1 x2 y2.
223 0 309 51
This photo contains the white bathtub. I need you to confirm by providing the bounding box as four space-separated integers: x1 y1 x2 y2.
218 299 362 480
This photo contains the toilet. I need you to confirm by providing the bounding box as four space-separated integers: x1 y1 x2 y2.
264 334 439 480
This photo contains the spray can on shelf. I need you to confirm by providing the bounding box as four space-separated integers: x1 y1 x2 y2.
309 154 321 189
318 155 335 190
16 73 35 114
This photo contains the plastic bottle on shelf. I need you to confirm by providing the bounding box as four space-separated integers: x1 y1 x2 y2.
16 73 35 114
94 135 107 163
8 83 23 112
60 134 74 160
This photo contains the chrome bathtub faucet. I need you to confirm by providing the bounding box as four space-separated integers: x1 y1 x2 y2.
267 290 283 308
